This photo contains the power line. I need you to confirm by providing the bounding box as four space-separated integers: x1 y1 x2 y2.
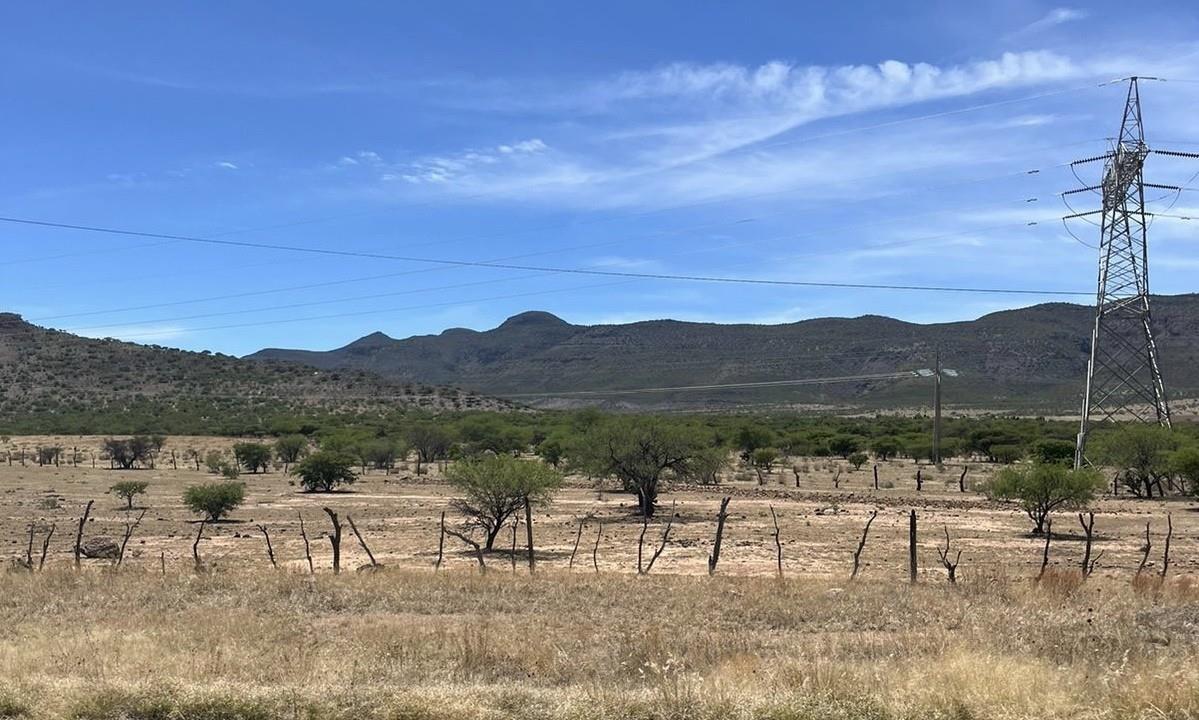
54 212 1053 332
0 215 1093 298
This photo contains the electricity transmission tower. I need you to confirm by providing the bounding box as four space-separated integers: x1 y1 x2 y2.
1066 77 1192 469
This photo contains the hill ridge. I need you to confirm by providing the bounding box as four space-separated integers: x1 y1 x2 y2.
247 295 1199 411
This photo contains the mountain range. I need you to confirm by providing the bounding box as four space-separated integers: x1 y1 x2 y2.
248 294 1199 413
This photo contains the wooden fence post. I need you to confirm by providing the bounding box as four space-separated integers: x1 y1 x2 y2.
524 497 535 573
73 500 94 569
298 511 314 574
850 510 878 580
322 508 342 574
707 497 731 576
435 511 446 571
769 505 783 578
908 510 918 583
592 521 602 573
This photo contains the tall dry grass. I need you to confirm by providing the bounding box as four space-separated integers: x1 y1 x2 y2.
0 567 1197 719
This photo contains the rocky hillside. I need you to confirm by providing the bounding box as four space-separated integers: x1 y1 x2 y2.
0 313 512 432
248 296 1199 412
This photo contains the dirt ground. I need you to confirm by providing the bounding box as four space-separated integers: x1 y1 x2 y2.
1 435 1196 581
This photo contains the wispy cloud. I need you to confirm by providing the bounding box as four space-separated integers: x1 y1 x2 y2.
1011 8 1089 38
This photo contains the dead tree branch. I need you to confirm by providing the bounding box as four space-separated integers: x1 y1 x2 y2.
444 528 487 573
193 520 206 572
769 504 783 578
38 523 55 570
592 521 602 573
568 518 584 570
73 500 94 569
850 510 878 580
641 503 676 575
1136 521 1152 577
1078 512 1096 578
435 510 446 571
346 514 379 569
1037 518 1052 581
322 507 342 574
297 511 314 574
937 526 961 583
256 524 277 569
707 496 732 576
1160 513 1173 579
117 509 147 566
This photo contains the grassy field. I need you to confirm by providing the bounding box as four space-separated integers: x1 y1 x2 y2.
1 436 1198 718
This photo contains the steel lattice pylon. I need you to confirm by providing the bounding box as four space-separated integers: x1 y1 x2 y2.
1074 77 1171 469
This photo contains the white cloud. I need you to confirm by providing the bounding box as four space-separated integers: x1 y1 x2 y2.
1012 8 1089 37
215 161 239 170
394 138 549 185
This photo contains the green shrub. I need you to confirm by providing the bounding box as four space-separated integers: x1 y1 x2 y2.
182 481 246 522
292 451 358 492
989 444 1024 465
233 442 272 473
109 480 149 509
985 463 1103 534
827 434 861 458
847 452 869 470
447 454 562 550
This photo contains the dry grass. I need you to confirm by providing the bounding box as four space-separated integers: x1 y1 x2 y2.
1 568 1198 719
2 437 1198 717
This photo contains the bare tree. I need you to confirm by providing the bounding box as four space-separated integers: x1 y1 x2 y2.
117 510 147 566
959 466 969 493
639 504 676 575
937 526 961 583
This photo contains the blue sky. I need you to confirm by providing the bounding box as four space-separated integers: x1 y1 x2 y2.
3 2 1199 356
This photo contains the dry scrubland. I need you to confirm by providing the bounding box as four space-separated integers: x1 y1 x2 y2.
1 436 1198 719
